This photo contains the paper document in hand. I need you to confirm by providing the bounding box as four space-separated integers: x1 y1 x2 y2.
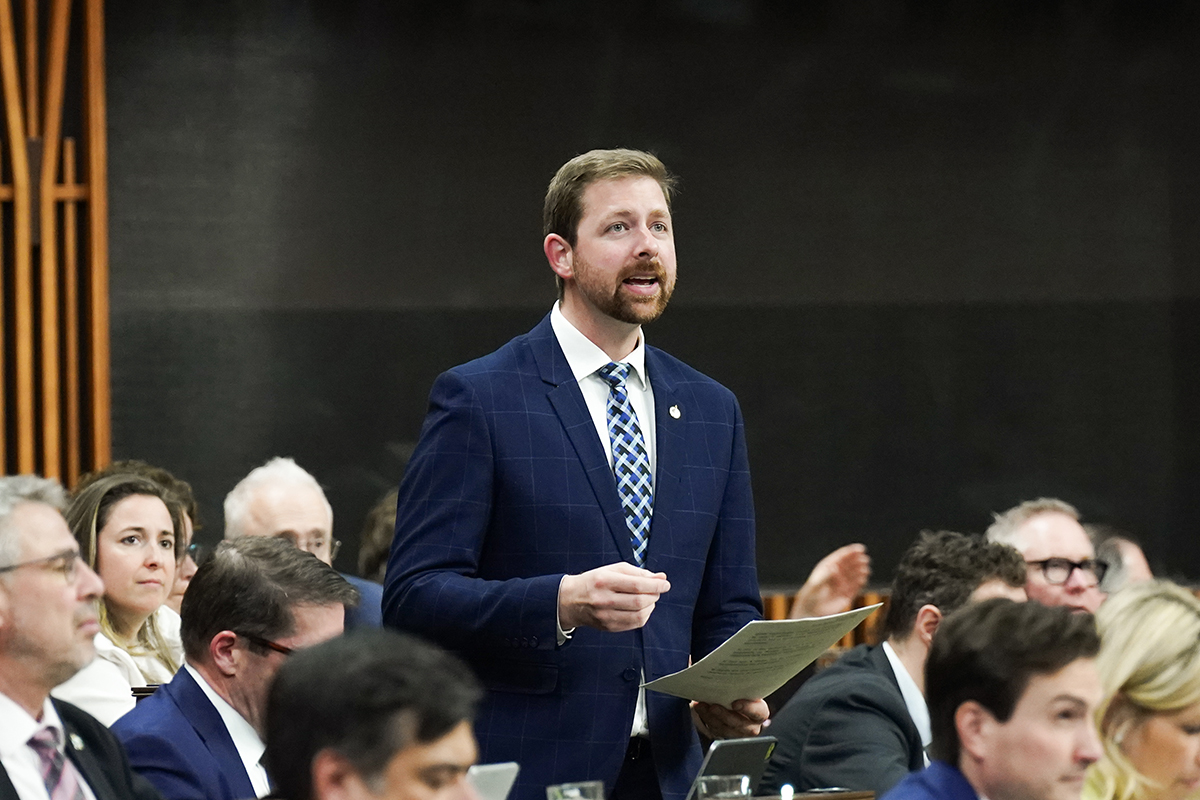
642 604 881 705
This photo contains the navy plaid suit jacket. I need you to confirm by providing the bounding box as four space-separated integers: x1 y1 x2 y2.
383 313 762 800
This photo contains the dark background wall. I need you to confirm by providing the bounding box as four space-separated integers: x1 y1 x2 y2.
106 0 1200 588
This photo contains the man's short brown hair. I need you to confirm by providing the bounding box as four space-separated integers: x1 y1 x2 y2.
543 148 677 248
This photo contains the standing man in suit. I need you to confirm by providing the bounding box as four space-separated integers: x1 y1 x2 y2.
0 475 159 800
112 537 357 800
881 599 1103 800
224 457 384 628
385 149 766 800
761 531 1027 797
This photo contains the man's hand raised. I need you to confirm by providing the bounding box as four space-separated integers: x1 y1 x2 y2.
558 563 671 632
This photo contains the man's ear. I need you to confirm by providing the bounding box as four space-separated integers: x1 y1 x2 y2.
312 748 367 800
544 234 573 282
208 631 240 677
956 700 994 762
915 604 943 647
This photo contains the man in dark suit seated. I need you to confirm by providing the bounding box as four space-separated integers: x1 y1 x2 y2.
881 599 1102 800
264 629 481 800
761 531 1028 797
0 475 160 800
112 537 358 800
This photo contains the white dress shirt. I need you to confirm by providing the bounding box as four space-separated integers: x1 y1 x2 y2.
184 664 272 797
550 302 657 738
0 693 98 800
882 641 932 765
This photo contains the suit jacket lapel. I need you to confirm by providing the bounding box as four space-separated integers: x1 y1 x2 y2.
646 348 682 568
167 669 256 798
61 719 118 800
0 768 19 800
529 315 636 563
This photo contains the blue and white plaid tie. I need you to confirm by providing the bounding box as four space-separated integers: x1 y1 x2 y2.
597 362 653 567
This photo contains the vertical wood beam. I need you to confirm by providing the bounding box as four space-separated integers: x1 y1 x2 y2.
62 136 79 484
83 0 108 469
22 0 35 137
37 0 70 478
0 0 35 472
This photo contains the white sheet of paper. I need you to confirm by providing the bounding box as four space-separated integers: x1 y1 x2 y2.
642 604 882 705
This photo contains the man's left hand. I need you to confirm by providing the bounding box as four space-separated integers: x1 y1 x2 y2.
690 698 769 739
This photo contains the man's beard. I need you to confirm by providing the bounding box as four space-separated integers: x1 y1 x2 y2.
573 255 676 326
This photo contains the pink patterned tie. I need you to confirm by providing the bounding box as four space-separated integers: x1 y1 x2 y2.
27 727 85 800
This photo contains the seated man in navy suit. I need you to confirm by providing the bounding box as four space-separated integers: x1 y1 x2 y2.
0 475 160 800
224 457 383 628
112 536 357 800
761 531 1027 797
882 599 1103 800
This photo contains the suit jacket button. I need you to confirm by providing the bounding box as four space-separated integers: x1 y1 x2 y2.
530 636 539 647
623 667 638 681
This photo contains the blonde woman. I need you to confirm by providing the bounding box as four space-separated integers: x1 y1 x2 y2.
52 473 184 724
1086 580 1200 800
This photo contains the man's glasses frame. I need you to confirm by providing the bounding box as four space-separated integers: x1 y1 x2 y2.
234 631 294 656
0 548 81 583
1025 557 1109 587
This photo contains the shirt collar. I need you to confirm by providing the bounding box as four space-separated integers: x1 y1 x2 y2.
550 302 648 390
0 692 62 757
882 640 932 749
184 664 265 764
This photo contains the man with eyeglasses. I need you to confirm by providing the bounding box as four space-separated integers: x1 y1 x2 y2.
223 457 383 628
985 498 1107 613
112 536 358 800
0 475 159 800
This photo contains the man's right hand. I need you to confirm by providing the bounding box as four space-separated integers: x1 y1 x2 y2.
558 562 671 632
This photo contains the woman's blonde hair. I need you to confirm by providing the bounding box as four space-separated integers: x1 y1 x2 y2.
1086 580 1200 800
66 473 182 675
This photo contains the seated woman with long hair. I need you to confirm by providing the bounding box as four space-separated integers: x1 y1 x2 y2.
52 473 184 725
1085 580 1200 800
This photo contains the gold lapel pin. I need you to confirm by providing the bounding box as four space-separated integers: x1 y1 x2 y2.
69 733 85 751
669 405 681 419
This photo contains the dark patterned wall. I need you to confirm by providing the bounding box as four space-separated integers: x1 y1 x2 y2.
107 0 1200 586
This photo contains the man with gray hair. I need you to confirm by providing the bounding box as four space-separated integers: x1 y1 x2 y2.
223 457 382 628
985 498 1105 613
112 536 358 800
0 475 158 800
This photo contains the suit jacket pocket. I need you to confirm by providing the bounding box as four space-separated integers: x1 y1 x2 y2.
468 654 560 695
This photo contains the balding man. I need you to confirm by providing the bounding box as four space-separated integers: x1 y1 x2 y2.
224 457 382 628
985 498 1106 613
0 475 158 800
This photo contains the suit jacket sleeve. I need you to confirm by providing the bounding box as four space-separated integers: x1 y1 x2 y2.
383 369 562 651
118 731 211 800
769 684 919 796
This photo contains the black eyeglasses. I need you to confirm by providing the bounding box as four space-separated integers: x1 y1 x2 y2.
185 542 213 566
235 632 294 656
1025 558 1109 587
0 549 82 584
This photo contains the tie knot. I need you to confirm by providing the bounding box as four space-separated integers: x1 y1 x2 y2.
29 726 61 753
598 361 632 388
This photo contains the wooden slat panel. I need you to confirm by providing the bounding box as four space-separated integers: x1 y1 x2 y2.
62 136 79 484
37 0 71 478
0 138 5 469
0 0 35 472
83 0 109 470
22 0 35 137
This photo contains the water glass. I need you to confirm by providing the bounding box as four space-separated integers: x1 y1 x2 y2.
546 780 605 800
